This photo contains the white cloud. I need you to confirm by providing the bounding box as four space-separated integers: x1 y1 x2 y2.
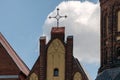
43 1 100 64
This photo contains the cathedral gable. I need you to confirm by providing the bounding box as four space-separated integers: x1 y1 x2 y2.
47 38 65 80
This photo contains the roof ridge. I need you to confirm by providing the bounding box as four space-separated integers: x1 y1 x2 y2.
0 33 30 75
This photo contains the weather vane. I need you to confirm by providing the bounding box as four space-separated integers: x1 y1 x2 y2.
49 8 67 27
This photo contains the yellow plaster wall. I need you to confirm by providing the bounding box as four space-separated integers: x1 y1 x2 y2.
118 11 120 32
30 73 38 80
47 39 65 80
73 72 82 80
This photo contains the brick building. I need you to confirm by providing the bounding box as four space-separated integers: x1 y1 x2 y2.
96 0 120 80
0 33 30 80
0 27 89 80
27 27 89 80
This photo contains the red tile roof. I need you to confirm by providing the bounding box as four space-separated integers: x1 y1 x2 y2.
0 33 30 76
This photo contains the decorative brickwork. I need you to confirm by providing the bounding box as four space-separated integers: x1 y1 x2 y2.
96 0 120 80
66 36 73 80
39 37 46 80
99 0 120 73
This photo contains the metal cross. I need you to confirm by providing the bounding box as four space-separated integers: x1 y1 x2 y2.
49 8 67 27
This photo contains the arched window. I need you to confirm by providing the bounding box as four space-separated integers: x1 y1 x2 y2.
116 11 120 40
54 68 59 76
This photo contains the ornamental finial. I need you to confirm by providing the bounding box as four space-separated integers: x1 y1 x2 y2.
49 8 67 27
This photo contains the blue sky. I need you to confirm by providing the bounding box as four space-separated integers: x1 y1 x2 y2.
0 0 99 80
0 0 62 68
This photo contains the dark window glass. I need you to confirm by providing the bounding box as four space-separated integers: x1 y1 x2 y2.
54 68 59 76
117 47 120 59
